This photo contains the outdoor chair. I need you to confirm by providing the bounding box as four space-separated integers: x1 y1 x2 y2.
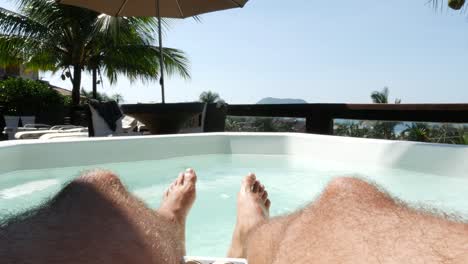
38 127 88 140
22 124 51 129
2 115 37 140
20 116 35 127
88 100 141 137
2 115 20 140
14 125 84 139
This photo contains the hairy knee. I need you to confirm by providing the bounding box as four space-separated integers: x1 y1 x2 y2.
51 170 127 208
74 169 124 190
323 177 395 206
327 177 373 192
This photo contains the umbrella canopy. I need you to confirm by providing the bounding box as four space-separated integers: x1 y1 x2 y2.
57 0 249 103
58 0 248 18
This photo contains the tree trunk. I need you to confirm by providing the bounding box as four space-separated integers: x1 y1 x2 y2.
92 68 97 99
71 65 82 106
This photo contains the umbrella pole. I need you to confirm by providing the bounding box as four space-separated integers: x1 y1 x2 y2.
156 0 165 104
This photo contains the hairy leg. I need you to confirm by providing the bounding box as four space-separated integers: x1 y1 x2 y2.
0 168 197 264
240 177 468 264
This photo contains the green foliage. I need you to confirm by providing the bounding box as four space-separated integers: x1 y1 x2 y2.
80 89 124 103
371 87 401 104
402 123 430 142
199 91 223 104
462 134 468 145
369 122 400 140
448 0 466 10
368 87 402 139
428 124 468 144
430 0 466 11
335 121 468 145
0 77 68 115
225 116 299 132
225 117 243 132
334 121 372 138
0 1 190 106
110 94 125 104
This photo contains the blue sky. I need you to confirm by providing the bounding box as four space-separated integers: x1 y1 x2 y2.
2 0 468 104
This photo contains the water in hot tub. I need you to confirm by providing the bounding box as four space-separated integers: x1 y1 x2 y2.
0 154 467 256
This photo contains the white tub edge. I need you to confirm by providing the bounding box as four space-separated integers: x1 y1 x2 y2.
0 133 467 178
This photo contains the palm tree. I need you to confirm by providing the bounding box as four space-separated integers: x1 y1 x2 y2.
371 87 401 104
199 91 223 104
335 121 372 138
370 87 401 139
0 0 190 106
81 88 124 103
110 93 125 104
402 123 431 142
430 0 466 10
371 87 389 104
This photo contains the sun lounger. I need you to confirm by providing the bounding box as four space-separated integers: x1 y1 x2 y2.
39 130 88 140
22 124 51 129
3 116 20 140
121 115 139 133
88 101 141 137
20 116 35 127
14 125 84 139
15 101 141 140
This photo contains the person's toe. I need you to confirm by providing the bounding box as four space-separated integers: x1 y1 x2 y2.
261 190 268 201
265 199 271 209
184 168 197 185
258 184 265 194
242 173 256 192
176 172 184 185
252 180 260 193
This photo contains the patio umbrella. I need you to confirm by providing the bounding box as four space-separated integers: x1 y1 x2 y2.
57 0 249 103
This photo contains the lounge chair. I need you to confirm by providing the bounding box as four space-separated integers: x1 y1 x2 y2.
121 115 139 134
39 128 88 140
22 124 51 129
15 125 84 139
18 101 141 140
20 116 35 127
2 115 20 140
88 100 141 137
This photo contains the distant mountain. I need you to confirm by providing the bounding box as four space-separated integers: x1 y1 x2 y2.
256 97 307 104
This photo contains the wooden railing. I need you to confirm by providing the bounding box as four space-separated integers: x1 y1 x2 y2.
226 104 468 135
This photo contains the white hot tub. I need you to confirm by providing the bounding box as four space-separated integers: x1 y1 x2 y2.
1 133 467 257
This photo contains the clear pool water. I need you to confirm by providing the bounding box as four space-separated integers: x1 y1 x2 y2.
0 154 467 256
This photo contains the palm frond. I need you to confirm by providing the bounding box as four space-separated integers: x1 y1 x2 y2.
428 0 445 11
0 35 61 71
159 47 190 79
0 7 48 39
371 87 389 104
98 45 189 85
427 0 467 12
92 15 169 46
199 91 221 103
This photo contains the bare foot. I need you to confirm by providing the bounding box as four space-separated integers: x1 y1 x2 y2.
228 173 271 258
157 168 197 225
